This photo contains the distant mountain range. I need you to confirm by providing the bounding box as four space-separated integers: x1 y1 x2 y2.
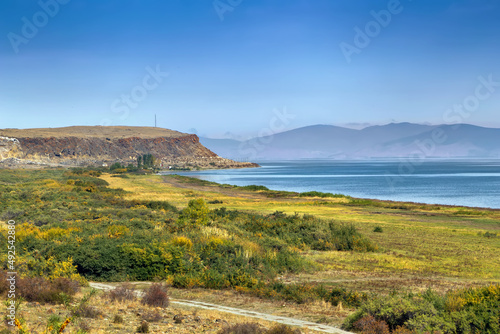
200 123 500 160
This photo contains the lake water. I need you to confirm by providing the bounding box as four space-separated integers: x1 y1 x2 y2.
162 160 500 209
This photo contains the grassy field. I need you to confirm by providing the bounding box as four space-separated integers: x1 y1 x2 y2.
101 173 500 290
1 168 499 333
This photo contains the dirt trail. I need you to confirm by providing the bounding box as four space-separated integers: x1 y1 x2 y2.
89 283 354 334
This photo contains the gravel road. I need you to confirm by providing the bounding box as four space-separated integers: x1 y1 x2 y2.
89 283 354 334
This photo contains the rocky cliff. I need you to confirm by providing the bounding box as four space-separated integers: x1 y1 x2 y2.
0 126 258 169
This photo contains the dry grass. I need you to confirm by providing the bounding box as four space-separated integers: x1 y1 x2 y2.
0 287 319 334
100 173 500 287
0 126 186 139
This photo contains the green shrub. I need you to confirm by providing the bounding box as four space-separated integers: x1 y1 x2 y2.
373 226 383 233
113 314 124 323
136 320 149 333
111 174 129 178
178 199 210 226
299 191 345 198
109 162 123 170
172 273 202 288
344 286 500 333
327 287 368 308
241 185 269 191
241 212 376 252
208 199 223 204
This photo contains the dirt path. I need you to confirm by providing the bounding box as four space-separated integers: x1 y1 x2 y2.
89 283 354 334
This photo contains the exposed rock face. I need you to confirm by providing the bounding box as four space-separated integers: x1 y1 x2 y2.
0 126 258 169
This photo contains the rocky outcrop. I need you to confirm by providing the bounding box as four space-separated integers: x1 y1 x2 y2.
0 126 258 169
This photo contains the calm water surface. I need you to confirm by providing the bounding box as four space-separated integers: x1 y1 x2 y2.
162 160 500 209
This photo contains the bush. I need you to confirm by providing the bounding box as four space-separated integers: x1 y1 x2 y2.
299 191 345 198
72 305 103 318
344 295 445 332
208 199 224 204
107 283 137 302
218 322 265 334
111 174 129 178
241 185 269 191
178 199 210 226
109 162 123 171
327 287 368 308
373 226 383 233
112 168 127 174
113 314 124 323
267 324 302 334
141 310 162 322
139 200 178 212
344 286 500 333
51 277 81 295
141 283 169 308
352 315 390 334
17 276 79 304
329 222 377 252
172 273 202 289
0 210 24 220
137 320 149 333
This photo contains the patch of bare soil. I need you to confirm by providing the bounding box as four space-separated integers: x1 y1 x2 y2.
89 283 353 334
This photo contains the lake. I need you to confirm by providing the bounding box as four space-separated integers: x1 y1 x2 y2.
161 160 500 209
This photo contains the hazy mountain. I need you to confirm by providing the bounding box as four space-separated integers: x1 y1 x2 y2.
200 123 500 160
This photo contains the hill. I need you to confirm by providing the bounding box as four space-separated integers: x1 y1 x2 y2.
201 123 500 160
0 126 258 169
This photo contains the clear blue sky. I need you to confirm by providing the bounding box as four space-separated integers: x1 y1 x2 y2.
1 0 499 137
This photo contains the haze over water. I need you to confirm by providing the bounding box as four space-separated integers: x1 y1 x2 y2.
166 160 500 209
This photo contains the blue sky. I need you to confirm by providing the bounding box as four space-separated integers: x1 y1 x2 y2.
1 0 499 138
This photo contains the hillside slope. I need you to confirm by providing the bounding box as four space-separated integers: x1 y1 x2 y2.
0 126 257 169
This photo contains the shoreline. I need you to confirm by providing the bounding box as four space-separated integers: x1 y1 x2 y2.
162 171 500 212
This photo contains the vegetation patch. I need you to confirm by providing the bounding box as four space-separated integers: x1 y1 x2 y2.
2 168 499 333
299 191 348 199
0 169 374 299
344 285 500 333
